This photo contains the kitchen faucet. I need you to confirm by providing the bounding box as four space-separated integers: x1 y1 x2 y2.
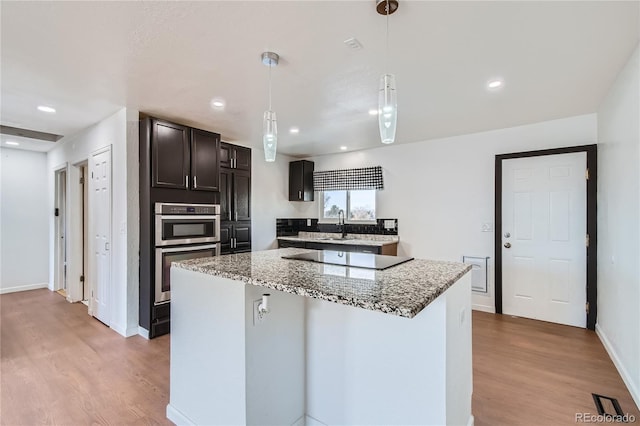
338 209 347 239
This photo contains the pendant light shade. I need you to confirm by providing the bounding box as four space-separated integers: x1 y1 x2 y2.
378 73 397 144
376 0 399 145
261 51 279 162
263 110 277 162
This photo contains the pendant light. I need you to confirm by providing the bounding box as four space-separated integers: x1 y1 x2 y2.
262 51 279 162
377 0 398 144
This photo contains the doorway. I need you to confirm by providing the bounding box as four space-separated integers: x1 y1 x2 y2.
54 167 67 295
74 161 89 305
495 145 597 330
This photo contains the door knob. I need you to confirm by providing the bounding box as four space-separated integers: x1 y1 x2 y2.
504 242 511 249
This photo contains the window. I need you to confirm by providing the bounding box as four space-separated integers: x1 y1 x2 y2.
321 190 376 222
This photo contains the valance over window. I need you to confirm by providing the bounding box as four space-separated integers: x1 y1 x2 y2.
313 166 384 191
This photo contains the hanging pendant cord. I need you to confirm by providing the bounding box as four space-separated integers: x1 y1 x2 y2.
385 0 390 74
268 61 273 111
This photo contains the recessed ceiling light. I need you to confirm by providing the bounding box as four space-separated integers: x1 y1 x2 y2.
37 105 56 113
210 98 225 110
289 127 300 134
368 109 379 116
5 141 19 146
340 146 348 151
487 79 504 90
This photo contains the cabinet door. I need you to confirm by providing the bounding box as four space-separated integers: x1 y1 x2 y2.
233 169 251 221
220 168 233 222
234 146 252 171
190 129 220 192
302 161 314 201
220 223 233 254
234 224 252 252
220 143 232 169
289 161 304 201
151 120 189 189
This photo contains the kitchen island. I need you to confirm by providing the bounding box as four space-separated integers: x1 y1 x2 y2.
167 248 473 426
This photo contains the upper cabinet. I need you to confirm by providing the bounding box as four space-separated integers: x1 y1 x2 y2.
190 128 220 192
151 119 190 189
289 160 314 201
220 142 251 171
149 118 220 192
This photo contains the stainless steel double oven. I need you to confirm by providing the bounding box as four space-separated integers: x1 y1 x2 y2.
154 202 221 305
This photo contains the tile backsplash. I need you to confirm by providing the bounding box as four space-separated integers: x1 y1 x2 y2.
276 218 398 236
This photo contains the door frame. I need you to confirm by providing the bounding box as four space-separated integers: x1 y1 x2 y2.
53 165 68 293
494 144 597 330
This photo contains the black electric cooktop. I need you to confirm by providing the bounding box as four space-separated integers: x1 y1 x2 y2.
281 250 414 270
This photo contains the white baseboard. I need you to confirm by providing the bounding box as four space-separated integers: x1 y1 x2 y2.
138 327 149 339
166 404 195 426
125 325 140 338
472 304 496 313
467 414 475 426
0 282 49 295
596 324 640 410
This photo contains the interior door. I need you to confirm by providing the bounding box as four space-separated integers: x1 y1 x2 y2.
502 152 587 327
89 148 111 325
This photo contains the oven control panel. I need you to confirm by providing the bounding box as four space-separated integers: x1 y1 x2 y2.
155 203 220 215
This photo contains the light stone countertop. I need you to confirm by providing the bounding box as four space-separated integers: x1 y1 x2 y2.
173 248 471 318
277 232 399 247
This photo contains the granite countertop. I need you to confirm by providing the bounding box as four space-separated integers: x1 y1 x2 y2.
278 232 399 247
174 248 471 318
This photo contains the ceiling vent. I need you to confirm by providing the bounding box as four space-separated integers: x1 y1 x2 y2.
343 37 363 50
0 125 62 143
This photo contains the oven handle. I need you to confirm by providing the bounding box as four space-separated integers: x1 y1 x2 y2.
157 215 220 220
158 244 220 254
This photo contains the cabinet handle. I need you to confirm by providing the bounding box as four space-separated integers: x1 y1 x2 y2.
229 211 232 221
232 238 236 249
193 176 197 189
235 211 238 221
298 190 302 200
185 176 189 188
233 158 237 169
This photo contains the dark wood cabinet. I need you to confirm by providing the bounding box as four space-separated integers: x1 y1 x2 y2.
220 142 251 171
289 160 314 201
190 128 220 192
150 118 220 192
221 222 252 254
152 119 190 189
220 167 251 222
220 142 252 255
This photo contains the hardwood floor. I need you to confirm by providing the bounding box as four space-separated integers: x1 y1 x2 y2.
1 290 637 425
473 311 639 426
1 289 171 425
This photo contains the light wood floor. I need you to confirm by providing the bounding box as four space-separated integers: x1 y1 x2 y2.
1 289 638 425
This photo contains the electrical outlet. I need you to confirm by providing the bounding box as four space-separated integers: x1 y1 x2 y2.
384 220 395 229
307 219 312 227
253 300 266 326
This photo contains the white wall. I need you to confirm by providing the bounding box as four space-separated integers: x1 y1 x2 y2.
47 108 138 337
251 149 310 251
596 45 640 408
0 148 49 293
292 114 597 312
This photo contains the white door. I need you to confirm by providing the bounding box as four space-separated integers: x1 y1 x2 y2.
502 152 587 328
89 148 111 325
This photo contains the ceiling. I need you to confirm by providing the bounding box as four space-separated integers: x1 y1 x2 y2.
1 1 638 156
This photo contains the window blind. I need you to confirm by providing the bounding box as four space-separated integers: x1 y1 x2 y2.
312 166 383 191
